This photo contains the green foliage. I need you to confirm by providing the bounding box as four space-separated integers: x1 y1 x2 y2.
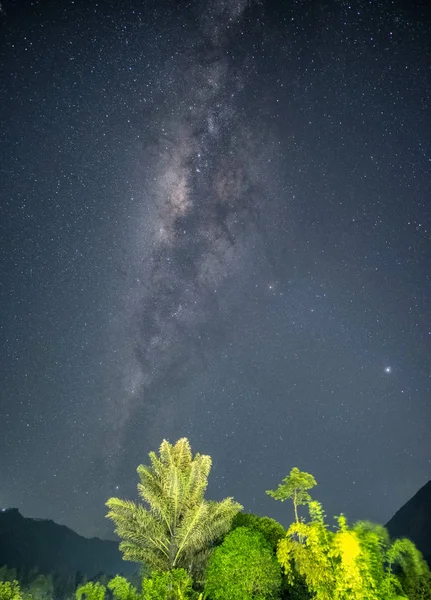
141 569 196 600
0 581 22 600
230 513 285 552
204 526 282 600
277 502 336 600
276 499 431 600
0 565 79 600
279 571 312 600
266 468 317 523
352 521 431 599
106 438 242 578
400 570 431 600
24 575 54 600
108 576 142 600
76 582 106 600
5 445 428 600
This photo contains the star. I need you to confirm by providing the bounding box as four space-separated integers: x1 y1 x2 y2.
385 367 392 373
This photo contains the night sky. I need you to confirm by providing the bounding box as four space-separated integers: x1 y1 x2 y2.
1 0 430 540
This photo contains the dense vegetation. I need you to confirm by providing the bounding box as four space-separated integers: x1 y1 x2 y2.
1 438 430 600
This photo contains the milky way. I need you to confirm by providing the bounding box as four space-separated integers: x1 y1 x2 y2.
111 0 282 445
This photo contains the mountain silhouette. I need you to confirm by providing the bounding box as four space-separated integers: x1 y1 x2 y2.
0 508 136 578
386 480 431 567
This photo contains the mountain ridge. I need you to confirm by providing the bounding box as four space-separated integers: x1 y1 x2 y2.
0 507 136 578
385 480 431 567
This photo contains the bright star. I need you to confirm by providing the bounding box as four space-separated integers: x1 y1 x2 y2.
385 367 392 373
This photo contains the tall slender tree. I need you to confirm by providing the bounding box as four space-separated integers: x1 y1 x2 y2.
266 467 317 523
106 438 242 578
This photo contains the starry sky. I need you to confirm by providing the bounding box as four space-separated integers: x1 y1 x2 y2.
1 0 430 540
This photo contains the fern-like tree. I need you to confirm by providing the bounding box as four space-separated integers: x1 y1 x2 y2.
106 438 242 578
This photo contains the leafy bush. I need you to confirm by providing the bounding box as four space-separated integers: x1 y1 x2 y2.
0 581 22 600
204 527 282 600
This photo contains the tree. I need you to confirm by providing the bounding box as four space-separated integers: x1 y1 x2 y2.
204 527 282 600
24 575 54 600
0 569 17 585
222 514 311 600
106 438 242 578
107 571 200 600
108 576 142 600
0 581 22 600
142 569 198 600
230 513 285 552
266 467 317 523
76 582 106 600
400 570 431 600
277 499 431 600
53 572 77 600
354 523 431 599
277 501 337 600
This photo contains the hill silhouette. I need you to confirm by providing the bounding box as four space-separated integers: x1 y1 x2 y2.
0 508 136 579
386 480 431 567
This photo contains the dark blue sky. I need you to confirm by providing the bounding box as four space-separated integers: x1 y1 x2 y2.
1 0 430 539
